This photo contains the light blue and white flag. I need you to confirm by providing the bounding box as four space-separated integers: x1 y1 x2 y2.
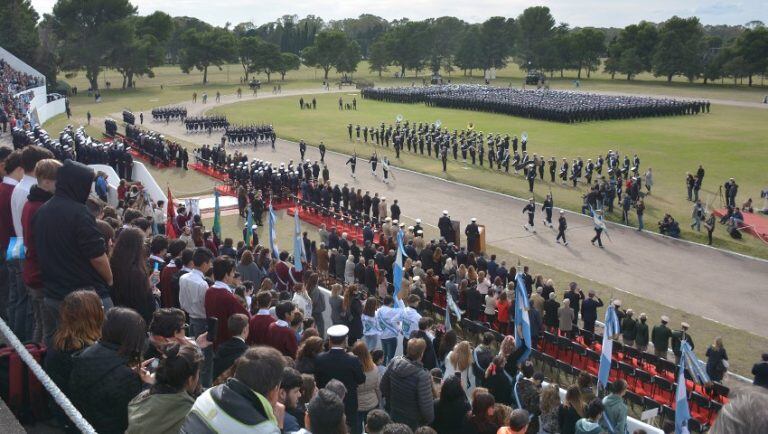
392 229 405 307
293 207 304 271
445 291 463 331
675 341 692 434
598 303 621 390
514 272 532 362
5 237 25 261
682 340 710 385
268 203 278 259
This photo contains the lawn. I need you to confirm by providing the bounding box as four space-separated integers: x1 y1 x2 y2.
211 92 768 258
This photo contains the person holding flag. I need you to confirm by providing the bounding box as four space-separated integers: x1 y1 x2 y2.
513 272 532 363
591 207 607 248
675 341 694 434
597 301 621 394
212 190 222 243
293 206 305 272
267 202 278 258
165 187 177 238
242 208 257 247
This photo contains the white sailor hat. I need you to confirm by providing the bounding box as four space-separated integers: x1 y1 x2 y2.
399 223 405 228
252 224 258 230
327 324 349 338
471 218 477 222
408 226 414 230
392 220 399 224
413 276 421 282
560 210 564 214
443 210 448 215
416 219 421 223
681 322 690 328
417 230 423 234
661 315 670 323
385 217 391 222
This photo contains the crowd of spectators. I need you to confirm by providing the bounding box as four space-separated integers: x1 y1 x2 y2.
2 139 768 434
1 59 44 136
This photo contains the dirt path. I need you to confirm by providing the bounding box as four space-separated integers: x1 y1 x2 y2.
123 88 768 338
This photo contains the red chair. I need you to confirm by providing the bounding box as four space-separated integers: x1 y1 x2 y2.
652 375 675 406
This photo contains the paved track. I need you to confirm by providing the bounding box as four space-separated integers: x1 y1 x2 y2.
119 89 768 337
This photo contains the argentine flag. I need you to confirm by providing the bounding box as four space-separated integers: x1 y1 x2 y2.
682 340 710 385
675 341 692 434
392 229 406 308
514 273 532 362
445 291 463 331
268 203 278 259
598 303 621 390
293 207 304 271
6 237 25 261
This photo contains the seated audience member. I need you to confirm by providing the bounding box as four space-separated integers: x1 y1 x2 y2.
127 343 203 434
44 290 104 432
69 308 150 434
213 313 249 380
267 300 299 358
183 346 286 433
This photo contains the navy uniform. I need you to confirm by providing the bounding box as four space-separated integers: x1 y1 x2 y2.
556 210 567 245
465 218 480 253
522 199 536 233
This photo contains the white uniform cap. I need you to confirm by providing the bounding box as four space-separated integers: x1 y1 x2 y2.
416 219 421 223
392 220 399 224
681 322 690 329
661 315 670 322
443 210 449 215
327 324 349 338
471 218 477 222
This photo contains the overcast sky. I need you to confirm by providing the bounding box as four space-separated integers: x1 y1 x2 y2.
30 0 764 28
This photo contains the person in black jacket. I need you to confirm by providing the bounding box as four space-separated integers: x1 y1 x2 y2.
409 317 438 371
315 325 366 434
753 353 768 389
69 307 149 434
432 374 470 434
543 293 560 332
381 338 435 429
212 314 249 380
35 160 113 345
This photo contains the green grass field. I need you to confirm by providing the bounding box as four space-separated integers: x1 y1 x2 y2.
211 92 768 258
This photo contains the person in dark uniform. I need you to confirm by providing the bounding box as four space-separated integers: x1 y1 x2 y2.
555 210 568 245
542 194 553 227
314 325 366 434
591 209 604 248
549 157 557 183
465 218 480 253
319 142 326 163
438 210 452 242
348 124 353 141
346 153 357 178
299 140 307 160
526 163 536 192
522 198 536 233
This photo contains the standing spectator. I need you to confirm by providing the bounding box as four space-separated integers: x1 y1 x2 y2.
544 293 560 333
110 227 158 326
753 353 768 389
248 291 275 346
463 392 498 434
69 307 149 434
0 149 22 323
651 315 672 359
344 284 364 345
306 389 348 434
306 273 326 337
35 160 113 346
432 374 470 434
444 341 476 400
705 337 729 383
361 297 381 351
44 290 104 432
376 295 401 363
296 336 324 375
127 343 202 434
204 256 248 347
267 301 299 358
574 399 604 434
580 290 603 339
539 384 562 434
315 325 366 434
563 282 584 326
558 299 575 339
183 347 286 433
21 159 61 342
496 292 511 334
635 313 650 352
237 250 265 287
212 313 249 380
600 379 628 434
515 362 543 434
279 368 304 432
380 337 434 430
329 283 346 325
558 386 584 434
621 310 637 347
352 341 381 431
498 409 531 434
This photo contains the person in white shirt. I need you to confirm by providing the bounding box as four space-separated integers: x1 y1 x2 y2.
375 295 401 364
153 200 167 234
476 271 491 295
179 248 213 336
484 289 498 326
361 297 381 351
8 145 53 342
400 294 422 349
292 285 312 319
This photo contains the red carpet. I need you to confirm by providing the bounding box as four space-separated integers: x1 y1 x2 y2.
712 208 768 243
191 163 229 182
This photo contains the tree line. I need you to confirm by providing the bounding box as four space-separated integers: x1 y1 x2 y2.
1 0 766 90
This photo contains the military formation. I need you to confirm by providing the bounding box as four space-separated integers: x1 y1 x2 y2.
184 115 229 133
361 85 710 123
151 106 187 122
10 124 136 180
125 124 189 168
223 124 277 147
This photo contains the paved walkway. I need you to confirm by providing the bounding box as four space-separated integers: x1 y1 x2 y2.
116 89 768 338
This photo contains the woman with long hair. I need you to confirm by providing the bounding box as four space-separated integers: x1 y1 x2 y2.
110 227 158 326
45 290 105 432
70 307 151 434
127 343 203 433
343 284 364 345
376 269 389 299
705 336 729 382
432 374 470 434
436 329 458 369
539 384 563 434
352 341 381 431
237 250 265 288
329 283 346 325
444 341 476 399
361 297 381 351
558 385 585 434
464 392 498 434
296 335 324 375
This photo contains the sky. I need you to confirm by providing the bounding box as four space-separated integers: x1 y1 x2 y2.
30 0 765 28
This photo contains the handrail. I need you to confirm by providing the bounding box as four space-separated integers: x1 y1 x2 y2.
0 318 96 434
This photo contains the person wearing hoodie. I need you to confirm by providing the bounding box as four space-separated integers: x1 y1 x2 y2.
575 399 605 434
380 337 435 429
127 343 202 434
600 379 628 434
21 159 61 343
34 160 113 346
69 307 150 434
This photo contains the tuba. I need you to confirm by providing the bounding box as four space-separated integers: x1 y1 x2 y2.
395 114 404 123
467 122 475 131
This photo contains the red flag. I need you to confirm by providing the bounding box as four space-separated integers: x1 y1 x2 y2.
166 187 177 239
